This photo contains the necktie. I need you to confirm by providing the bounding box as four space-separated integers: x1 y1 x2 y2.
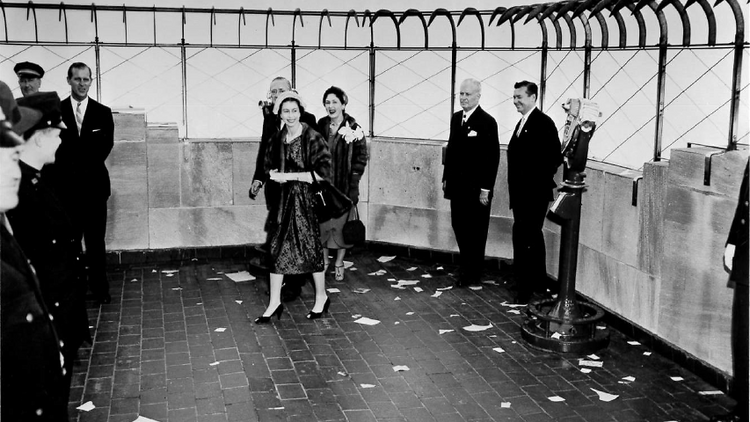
75 102 83 135
516 116 526 137
461 114 467 126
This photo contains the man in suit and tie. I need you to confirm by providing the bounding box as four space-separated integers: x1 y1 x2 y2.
507 80 563 304
47 62 115 305
443 78 500 287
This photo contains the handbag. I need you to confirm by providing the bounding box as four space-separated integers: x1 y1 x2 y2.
342 206 366 245
310 171 352 223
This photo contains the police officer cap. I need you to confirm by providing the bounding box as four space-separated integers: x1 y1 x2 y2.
0 80 42 146
14 61 45 78
16 92 67 138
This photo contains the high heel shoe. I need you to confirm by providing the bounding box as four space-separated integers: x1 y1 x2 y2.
306 297 331 320
254 304 283 324
334 265 345 281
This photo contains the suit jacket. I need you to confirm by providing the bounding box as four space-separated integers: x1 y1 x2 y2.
6 161 92 350
727 160 749 285
442 105 500 200
507 107 563 209
1 222 67 421
47 96 114 202
317 113 368 203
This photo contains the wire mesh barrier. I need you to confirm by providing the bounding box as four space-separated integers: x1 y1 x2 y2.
0 2 747 169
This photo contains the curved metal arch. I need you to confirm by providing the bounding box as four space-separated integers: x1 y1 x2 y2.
264 8 274 48
427 8 456 47
571 0 600 19
458 8 485 49
318 9 332 49
371 9 400 49
59 2 69 43
578 14 593 49
554 1 582 20
683 0 718 45
623 3 648 47
535 2 565 49
180 6 186 41
556 12 577 48
90 2 98 40
26 1 38 43
488 7 513 47
398 9 428 49
524 3 549 24
344 9 359 49
291 8 304 44
0 3 7 42
590 0 617 18
634 0 668 45
491 6 520 48
607 4 628 48
655 0 691 46
121 4 127 44
362 9 375 47
511 5 533 24
237 7 245 47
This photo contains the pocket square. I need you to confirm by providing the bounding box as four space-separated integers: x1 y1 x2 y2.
467 130 477 137
92 129 101 132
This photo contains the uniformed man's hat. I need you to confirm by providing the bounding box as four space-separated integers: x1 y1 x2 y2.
14 61 45 78
0 80 41 146
16 92 66 138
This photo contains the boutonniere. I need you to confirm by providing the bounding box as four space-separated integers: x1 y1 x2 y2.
337 122 365 143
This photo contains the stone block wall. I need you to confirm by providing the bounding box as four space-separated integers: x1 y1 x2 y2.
104 108 747 376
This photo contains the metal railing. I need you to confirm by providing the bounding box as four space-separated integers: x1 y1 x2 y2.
1 1 747 169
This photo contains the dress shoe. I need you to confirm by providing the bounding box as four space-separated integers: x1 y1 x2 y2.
254 304 284 324
306 298 331 320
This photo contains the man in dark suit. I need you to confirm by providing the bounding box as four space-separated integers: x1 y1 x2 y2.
0 81 68 421
443 78 500 287
711 159 749 422
46 62 114 305
249 77 317 301
8 91 92 412
507 80 563 303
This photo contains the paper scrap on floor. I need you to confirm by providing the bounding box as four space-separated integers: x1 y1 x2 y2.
326 288 341 293
421 274 432 278
578 359 603 368
392 365 409 372
439 329 454 334
161 270 179 274
360 384 375 388
406 266 417 271
76 401 95 411
354 317 380 326
431 291 442 298
501 301 527 308
226 271 256 282
501 402 511 408
133 417 161 422
436 286 453 291
463 324 493 332
368 269 387 276
469 286 482 291
493 347 505 353
377 256 396 263
548 396 565 402
214 328 226 332
591 388 619 402
343 260 354 268
352 288 370 294
414 287 424 292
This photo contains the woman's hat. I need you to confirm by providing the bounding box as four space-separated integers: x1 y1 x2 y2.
273 90 307 115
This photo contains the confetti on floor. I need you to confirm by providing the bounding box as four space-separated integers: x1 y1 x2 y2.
463 324 493 332
76 401 95 411
225 271 256 282
377 256 396 263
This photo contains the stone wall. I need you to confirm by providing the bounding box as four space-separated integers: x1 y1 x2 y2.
106 109 747 376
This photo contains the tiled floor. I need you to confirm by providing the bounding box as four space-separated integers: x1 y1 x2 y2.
70 250 736 422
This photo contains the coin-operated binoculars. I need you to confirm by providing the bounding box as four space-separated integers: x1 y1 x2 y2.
521 98 610 353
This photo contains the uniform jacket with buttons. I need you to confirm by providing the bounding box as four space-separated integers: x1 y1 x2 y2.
1 222 67 421
727 160 749 285
7 161 92 351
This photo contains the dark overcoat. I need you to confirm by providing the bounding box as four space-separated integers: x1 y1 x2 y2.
317 113 368 204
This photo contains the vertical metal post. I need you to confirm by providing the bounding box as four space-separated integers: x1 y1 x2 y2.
727 37 743 150
540 43 548 111
582 44 591 99
368 42 376 137
653 42 667 161
290 41 297 88
450 41 457 117
94 36 101 101
181 39 188 138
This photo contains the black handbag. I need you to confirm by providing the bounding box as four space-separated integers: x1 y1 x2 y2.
342 206 366 245
310 171 352 223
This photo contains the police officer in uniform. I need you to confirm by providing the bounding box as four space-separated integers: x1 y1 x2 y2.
7 91 92 413
0 81 68 421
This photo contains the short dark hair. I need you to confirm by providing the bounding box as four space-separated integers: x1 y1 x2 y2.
276 97 303 116
67 62 92 79
322 86 348 106
514 80 538 98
